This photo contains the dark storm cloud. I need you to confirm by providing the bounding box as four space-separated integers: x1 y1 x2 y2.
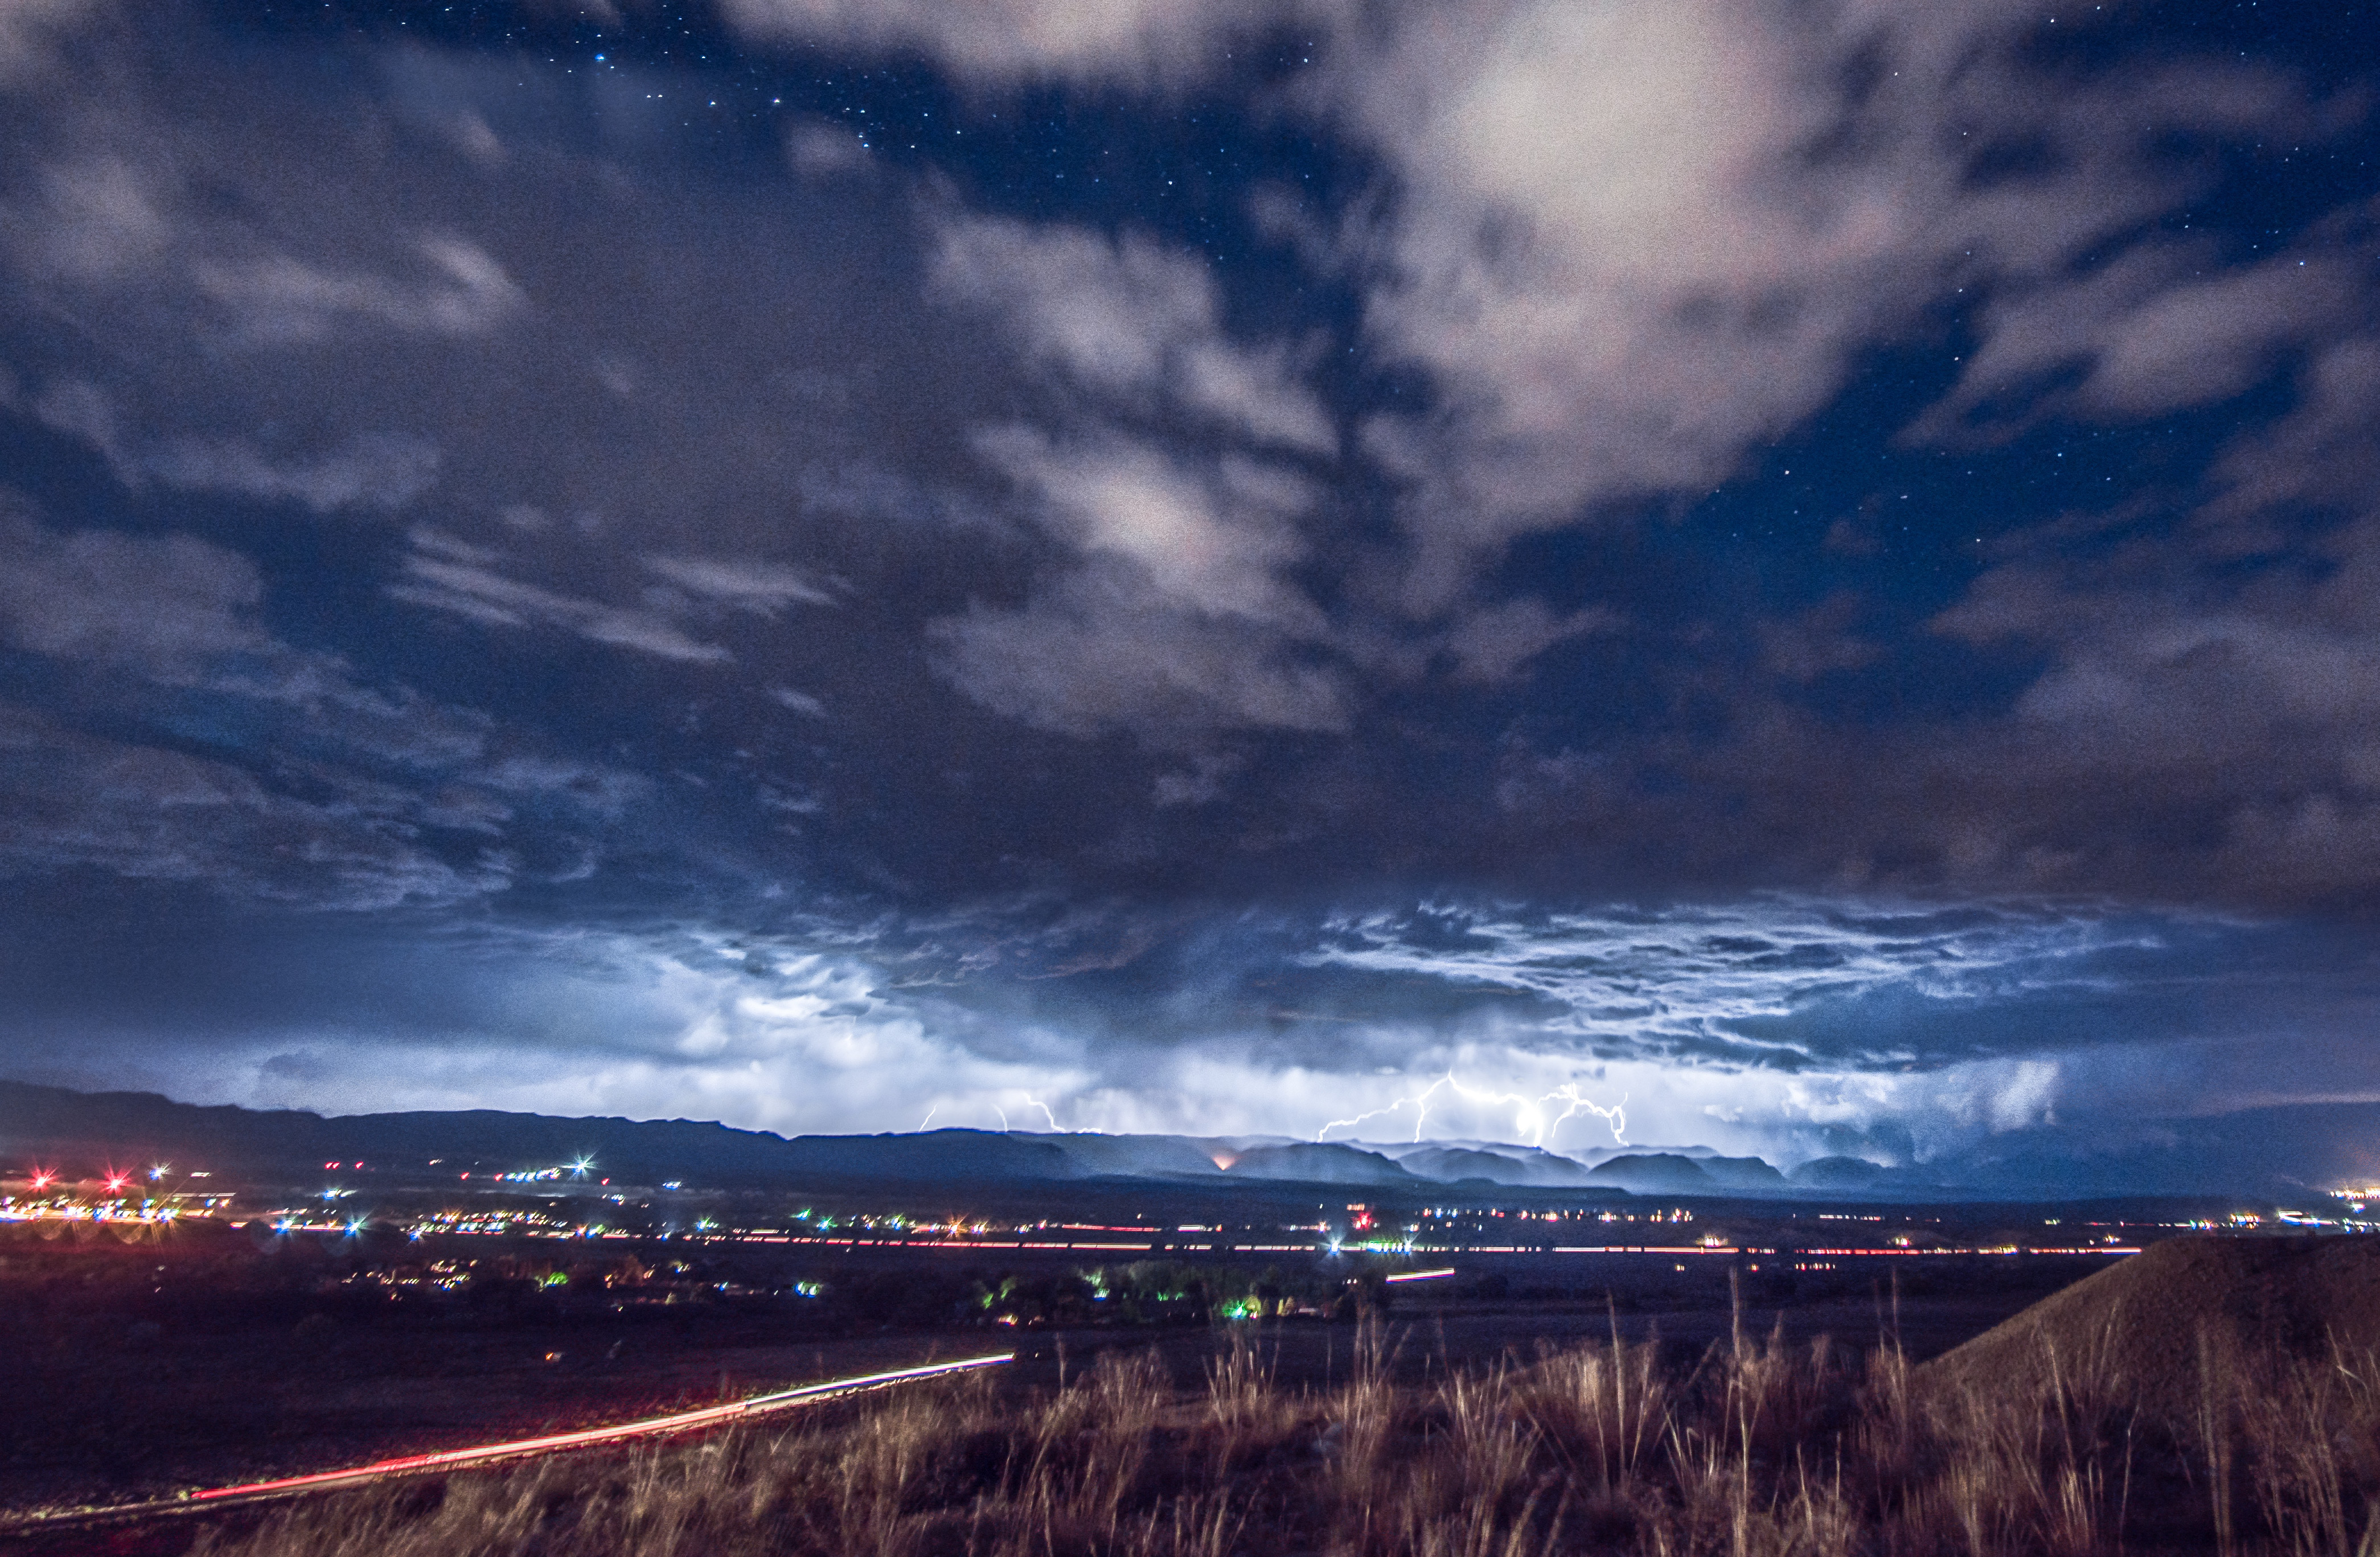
8 882 2370 1181
1 0 2378 1187
0 490 642 907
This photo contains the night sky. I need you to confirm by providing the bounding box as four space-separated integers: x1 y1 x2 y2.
3 0 2378 1192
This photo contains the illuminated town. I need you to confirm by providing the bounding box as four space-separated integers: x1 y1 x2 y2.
9 1149 2356 1321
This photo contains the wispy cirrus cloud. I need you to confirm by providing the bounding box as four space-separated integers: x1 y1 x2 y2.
717 0 1347 85
644 555 836 613
921 211 1349 743
191 233 526 346
930 213 1335 455
390 548 735 665
29 379 441 513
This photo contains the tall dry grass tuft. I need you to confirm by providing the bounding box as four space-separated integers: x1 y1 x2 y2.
191 1305 2380 1557
1517 1303 1668 1498
1913 1298 2135 1557
2201 1323 2242 1557
2223 1336 2380 1557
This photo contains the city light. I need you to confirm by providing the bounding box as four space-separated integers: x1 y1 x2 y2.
1 1145 2324 1274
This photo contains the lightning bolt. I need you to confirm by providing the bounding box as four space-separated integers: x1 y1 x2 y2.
1319 1071 1627 1148
1319 1074 1462 1141
1539 1083 1629 1148
919 1092 1059 1132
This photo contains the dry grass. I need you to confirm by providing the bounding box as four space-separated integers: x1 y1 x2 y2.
189 1308 2380 1557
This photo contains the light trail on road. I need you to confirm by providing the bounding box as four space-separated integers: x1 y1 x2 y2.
0 1352 1013 1536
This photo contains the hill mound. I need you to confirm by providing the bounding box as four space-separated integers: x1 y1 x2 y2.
1790 1155 1887 1188
1221 1142 1418 1185
1587 1152 1717 1193
1027 1132 1229 1178
1700 1155 1791 1191
1919 1235 2380 1425
1400 1145 1597 1188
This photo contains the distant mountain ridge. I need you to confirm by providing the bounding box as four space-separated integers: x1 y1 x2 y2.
0 1081 1478 1193
0 1078 2001 1199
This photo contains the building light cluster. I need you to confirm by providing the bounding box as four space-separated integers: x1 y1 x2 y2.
402 1206 571 1237
1 1168 235 1227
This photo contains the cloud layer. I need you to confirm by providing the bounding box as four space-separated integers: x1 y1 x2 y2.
0 1 2376 1188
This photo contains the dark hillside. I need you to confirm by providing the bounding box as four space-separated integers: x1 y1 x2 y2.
1920 1234 2380 1424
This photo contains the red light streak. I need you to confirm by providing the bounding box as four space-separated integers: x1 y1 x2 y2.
186 1353 1013 1500
1 1354 1013 1534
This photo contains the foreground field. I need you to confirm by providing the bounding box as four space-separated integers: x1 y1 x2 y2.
183 1249 2380 1556
0 1224 2092 1514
